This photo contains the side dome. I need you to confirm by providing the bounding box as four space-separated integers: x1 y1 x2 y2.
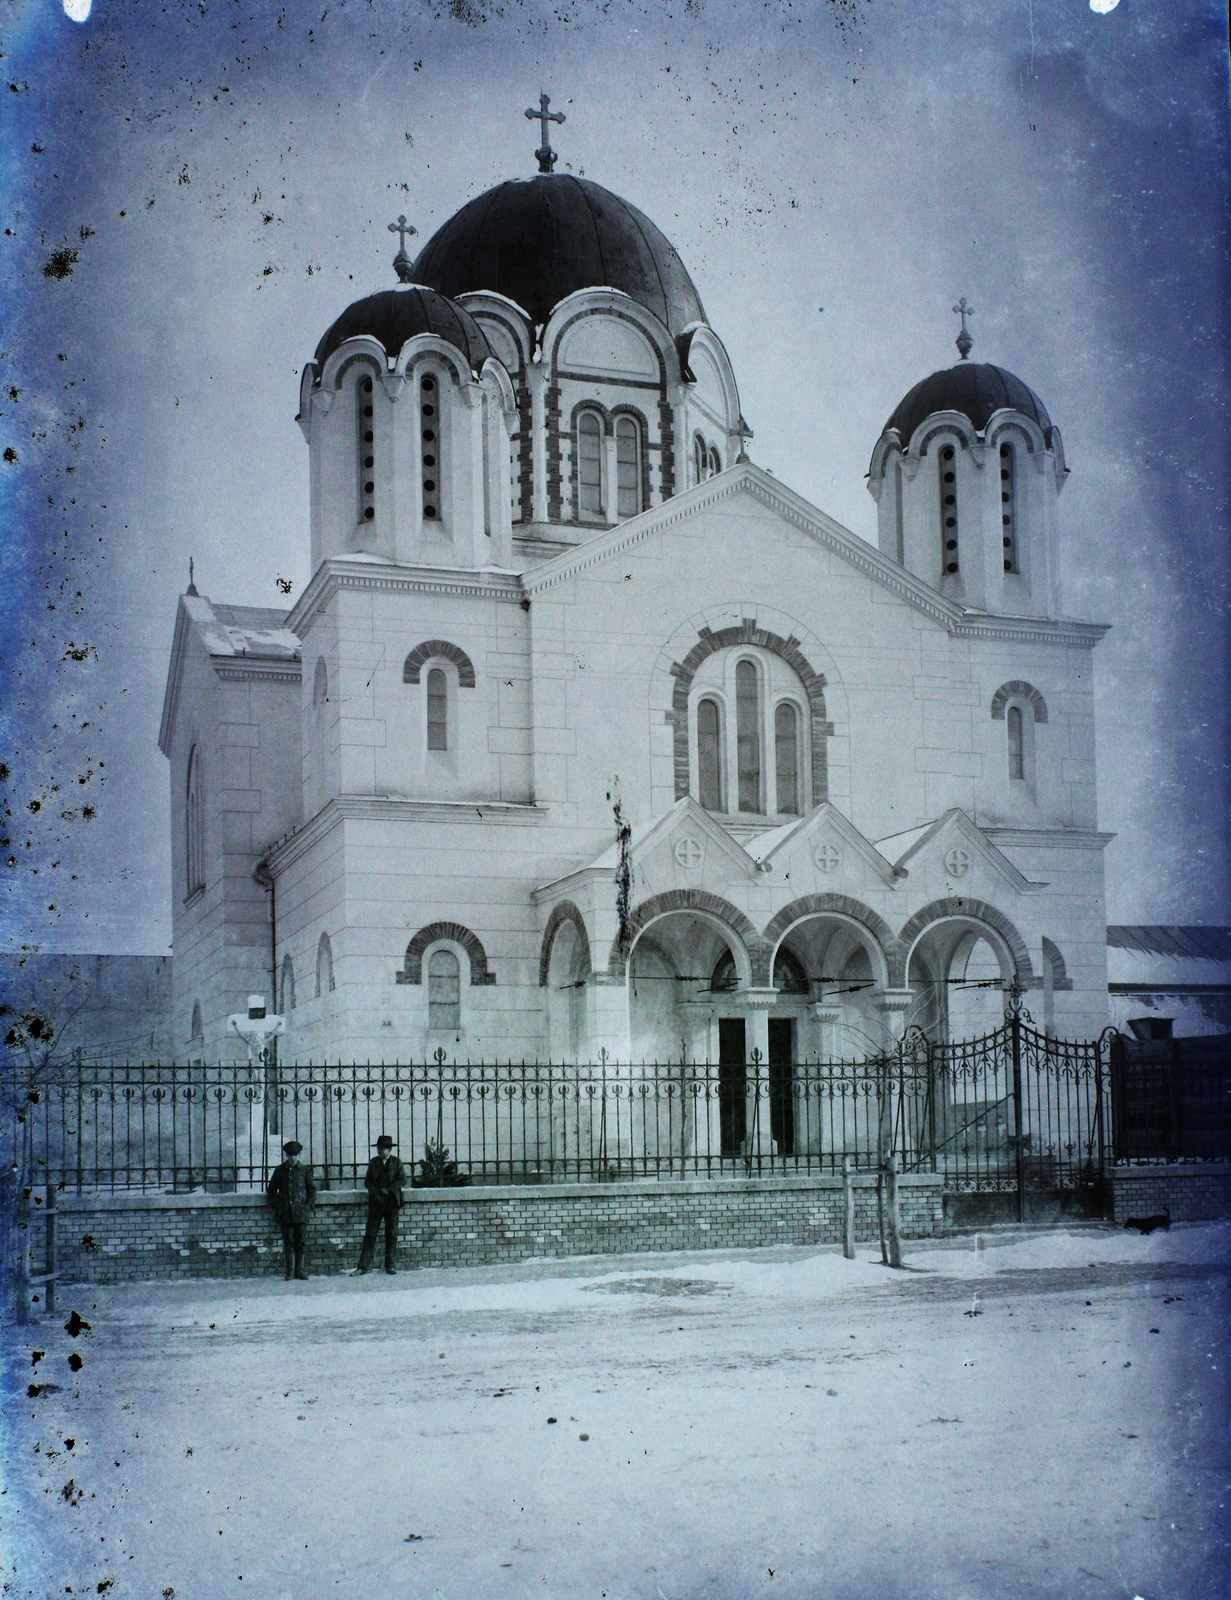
313 285 493 372
883 362 1054 448
411 175 707 334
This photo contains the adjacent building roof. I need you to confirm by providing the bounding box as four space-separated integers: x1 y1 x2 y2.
411 175 708 335
881 362 1055 448
1107 926 1231 962
313 286 494 373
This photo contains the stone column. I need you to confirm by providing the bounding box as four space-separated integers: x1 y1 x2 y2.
589 975 632 1063
528 363 548 524
810 1002 844 1060
875 988 916 1046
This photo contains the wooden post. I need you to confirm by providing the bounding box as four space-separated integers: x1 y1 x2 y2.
841 1155 856 1260
885 1154 903 1269
44 1184 57 1316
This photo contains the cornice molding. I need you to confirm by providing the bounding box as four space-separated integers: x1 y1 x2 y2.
983 827 1117 851
213 661 301 685
286 559 525 640
265 794 547 877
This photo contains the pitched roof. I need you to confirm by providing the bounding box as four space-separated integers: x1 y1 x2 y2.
1107 926 1231 962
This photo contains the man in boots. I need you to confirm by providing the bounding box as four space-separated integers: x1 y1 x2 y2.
356 1134 407 1275
267 1140 316 1280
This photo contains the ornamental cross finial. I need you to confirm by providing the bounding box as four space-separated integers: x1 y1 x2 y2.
187 557 198 597
387 213 418 284
525 91 565 173
953 295 975 360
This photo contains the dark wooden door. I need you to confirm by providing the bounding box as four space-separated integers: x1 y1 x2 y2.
718 1018 747 1156
768 1018 795 1156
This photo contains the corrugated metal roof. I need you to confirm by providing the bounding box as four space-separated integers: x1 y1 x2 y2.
1107 926 1231 961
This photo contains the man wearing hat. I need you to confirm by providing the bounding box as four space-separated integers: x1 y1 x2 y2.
356 1134 408 1275
267 1140 317 1281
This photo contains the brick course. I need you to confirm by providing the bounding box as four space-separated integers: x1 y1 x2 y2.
1107 1166 1231 1225
29 1174 943 1286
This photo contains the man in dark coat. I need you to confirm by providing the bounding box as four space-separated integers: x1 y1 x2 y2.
357 1134 407 1275
267 1140 316 1280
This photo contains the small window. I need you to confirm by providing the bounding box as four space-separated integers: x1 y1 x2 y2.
708 445 722 478
190 1000 203 1041
316 932 335 998
1007 705 1025 781
421 375 440 522
999 442 1017 573
615 416 640 517
697 697 723 811
735 660 761 814
694 434 707 485
357 374 376 524
312 656 328 709
281 953 296 1012
774 702 799 816
426 667 448 752
577 412 603 516
428 948 461 1030
186 745 204 895
939 443 958 574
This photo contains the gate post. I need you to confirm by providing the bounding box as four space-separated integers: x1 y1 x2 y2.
1009 984 1025 1224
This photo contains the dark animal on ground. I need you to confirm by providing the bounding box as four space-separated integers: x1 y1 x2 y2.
1123 1210 1170 1235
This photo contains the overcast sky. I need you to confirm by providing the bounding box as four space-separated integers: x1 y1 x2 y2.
1 0 1227 954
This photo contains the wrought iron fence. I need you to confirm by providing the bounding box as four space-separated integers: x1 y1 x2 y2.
1109 1032 1231 1163
0 1016 1139 1199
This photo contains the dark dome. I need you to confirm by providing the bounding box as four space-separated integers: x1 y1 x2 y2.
883 362 1054 447
411 175 707 335
313 286 493 372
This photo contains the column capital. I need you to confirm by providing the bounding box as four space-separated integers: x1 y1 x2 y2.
740 987 779 1013
874 987 915 1016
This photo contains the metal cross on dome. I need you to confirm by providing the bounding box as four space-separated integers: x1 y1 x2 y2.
953 296 975 360
388 214 418 284
525 92 565 173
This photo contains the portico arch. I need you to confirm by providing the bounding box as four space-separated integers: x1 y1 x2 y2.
607 889 769 984
899 897 1035 1041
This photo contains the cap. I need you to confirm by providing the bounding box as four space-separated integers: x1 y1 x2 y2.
282 1140 303 1155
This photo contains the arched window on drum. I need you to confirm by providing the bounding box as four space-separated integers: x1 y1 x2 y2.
577 410 604 519
615 416 641 518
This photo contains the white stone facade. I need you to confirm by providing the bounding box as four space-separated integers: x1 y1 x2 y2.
160 177 1112 1066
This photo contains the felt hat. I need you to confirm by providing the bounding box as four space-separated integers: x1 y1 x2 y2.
374 1135 395 1149
282 1140 303 1155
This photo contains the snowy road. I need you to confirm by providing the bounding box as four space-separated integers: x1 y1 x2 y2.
7 1222 1230 1600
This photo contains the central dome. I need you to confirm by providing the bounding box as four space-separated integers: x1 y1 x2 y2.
412 175 707 335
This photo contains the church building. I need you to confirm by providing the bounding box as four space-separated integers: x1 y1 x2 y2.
159 122 1112 1067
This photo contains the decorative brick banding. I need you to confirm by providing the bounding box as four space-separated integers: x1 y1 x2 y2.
398 921 496 985
539 901 593 988
403 640 476 687
897 897 1035 989
990 680 1048 723
608 889 771 984
762 894 902 988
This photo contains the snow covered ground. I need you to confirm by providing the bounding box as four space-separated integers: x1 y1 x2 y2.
5 1222 1230 1600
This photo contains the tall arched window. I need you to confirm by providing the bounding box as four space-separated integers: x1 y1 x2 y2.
1007 705 1025 781
357 374 376 523
281 953 296 1012
694 433 708 486
428 948 461 1030
420 374 441 522
774 702 800 816
708 444 722 478
185 745 204 896
939 443 959 573
999 441 1017 573
615 416 641 517
735 660 761 814
312 656 328 708
426 667 449 752
697 697 723 812
316 932 335 998
190 1000 203 1042
577 411 603 517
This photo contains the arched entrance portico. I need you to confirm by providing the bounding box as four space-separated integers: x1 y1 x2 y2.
900 898 1036 1043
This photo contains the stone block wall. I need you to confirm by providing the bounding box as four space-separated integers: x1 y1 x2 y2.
1107 1165 1231 1224
28 1173 943 1286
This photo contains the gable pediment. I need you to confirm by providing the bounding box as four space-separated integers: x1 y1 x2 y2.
753 803 899 893
878 809 1047 895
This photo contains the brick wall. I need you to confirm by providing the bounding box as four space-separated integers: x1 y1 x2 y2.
28 1174 943 1286
1107 1166 1231 1224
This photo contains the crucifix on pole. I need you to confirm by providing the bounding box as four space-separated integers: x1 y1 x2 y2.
388 213 418 284
525 92 565 173
953 295 975 360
